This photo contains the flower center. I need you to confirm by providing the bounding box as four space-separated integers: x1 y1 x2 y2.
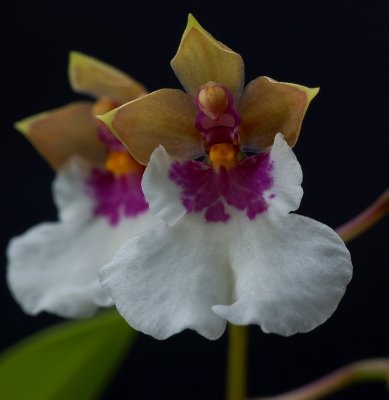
208 143 238 169
195 82 241 154
169 84 276 224
169 152 274 223
86 104 148 225
105 151 144 177
98 122 144 177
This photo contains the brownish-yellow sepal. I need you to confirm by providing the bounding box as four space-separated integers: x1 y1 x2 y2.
98 89 203 165
171 14 244 100
69 51 147 104
14 102 105 170
239 76 319 150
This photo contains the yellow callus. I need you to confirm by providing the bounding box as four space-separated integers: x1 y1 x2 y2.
105 151 143 177
209 143 238 169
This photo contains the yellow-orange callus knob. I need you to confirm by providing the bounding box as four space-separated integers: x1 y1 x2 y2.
105 151 144 177
209 143 238 169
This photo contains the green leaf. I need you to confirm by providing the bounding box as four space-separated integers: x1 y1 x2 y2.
0 309 136 400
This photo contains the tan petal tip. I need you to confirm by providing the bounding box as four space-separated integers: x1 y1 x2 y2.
283 80 320 104
305 86 320 103
171 15 245 99
14 112 47 136
172 14 205 61
13 102 104 170
182 14 226 47
68 51 147 103
184 13 202 35
96 108 117 134
239 76 319 150
175 13 234 57
68 51 89 92
264 77 319 100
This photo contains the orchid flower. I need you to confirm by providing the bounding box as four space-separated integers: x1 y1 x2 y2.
7 52 157 318
99 15 353 340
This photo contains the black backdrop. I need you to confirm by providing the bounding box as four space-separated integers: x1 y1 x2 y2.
1 1 388 399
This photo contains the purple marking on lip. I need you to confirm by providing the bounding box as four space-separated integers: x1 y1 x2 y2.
86 168 148 226
169 152 273 223
205 201 230 222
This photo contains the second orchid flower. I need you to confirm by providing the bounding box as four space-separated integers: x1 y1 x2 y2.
7 53 157 318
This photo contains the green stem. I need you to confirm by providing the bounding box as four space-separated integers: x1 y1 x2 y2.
256 358 389 400
226 324 249 400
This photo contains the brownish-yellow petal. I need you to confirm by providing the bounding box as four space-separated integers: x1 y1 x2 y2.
69 51 147 104
15 102 105 170
239 76 319 150
171 14 245 100
99 89 202 165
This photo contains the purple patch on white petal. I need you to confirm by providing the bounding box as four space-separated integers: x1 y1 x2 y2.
169 153 273 223
98 125 126 152
205 201 230 222
86 169 148 225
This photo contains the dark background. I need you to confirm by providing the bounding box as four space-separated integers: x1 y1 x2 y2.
1 1 388 399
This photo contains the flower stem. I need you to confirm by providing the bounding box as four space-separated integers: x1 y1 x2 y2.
255 358 389 400
226 324 249 400
336 189 389 243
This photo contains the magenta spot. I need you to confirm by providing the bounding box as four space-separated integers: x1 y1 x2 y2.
205 201 230 222
86 169 148 226
98 125 126 151
169 153 273 223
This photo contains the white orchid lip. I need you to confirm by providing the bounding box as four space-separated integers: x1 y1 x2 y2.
7 128 154 319
101 134 353 339
7 156 158 318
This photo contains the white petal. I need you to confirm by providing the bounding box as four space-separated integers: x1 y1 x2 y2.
212 213 352 335
142 146 187 226
99 215 231 339
53 156 94 222
264 133 303 215
7 208 157 318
